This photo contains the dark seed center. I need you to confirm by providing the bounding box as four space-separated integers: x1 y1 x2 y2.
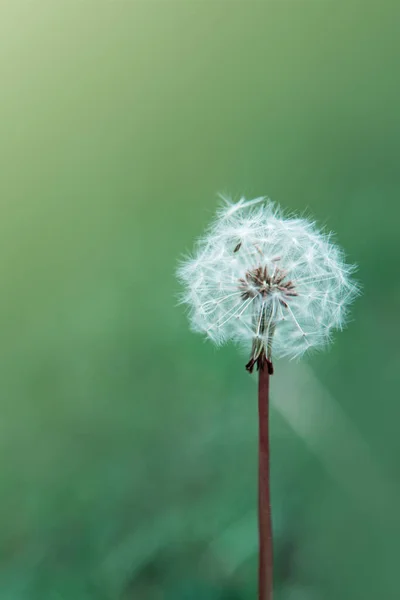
238 265 297 301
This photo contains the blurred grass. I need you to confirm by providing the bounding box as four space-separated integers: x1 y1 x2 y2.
0 1 399 598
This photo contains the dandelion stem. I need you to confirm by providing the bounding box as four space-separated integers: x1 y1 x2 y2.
258 357 273 600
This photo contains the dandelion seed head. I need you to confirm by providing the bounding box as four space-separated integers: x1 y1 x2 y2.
177 197 359 366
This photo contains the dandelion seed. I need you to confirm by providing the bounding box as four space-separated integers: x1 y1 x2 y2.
178 197 359 369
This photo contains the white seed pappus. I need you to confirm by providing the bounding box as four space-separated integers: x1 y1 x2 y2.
177 196 359 363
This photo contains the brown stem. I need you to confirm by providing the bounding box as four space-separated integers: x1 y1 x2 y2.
258 357 273 600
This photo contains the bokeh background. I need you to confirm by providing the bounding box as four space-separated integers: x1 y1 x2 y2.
0 1 399 599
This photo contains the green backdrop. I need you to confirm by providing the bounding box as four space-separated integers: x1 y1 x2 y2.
0 2 399 599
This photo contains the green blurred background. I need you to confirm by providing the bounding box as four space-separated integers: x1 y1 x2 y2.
0 1 399 598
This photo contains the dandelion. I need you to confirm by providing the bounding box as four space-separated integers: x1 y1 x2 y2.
177 196 359 600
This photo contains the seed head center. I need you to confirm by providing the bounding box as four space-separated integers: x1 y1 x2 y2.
238 265 297 302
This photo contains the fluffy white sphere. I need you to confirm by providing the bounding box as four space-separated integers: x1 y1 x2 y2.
178 196 358 367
